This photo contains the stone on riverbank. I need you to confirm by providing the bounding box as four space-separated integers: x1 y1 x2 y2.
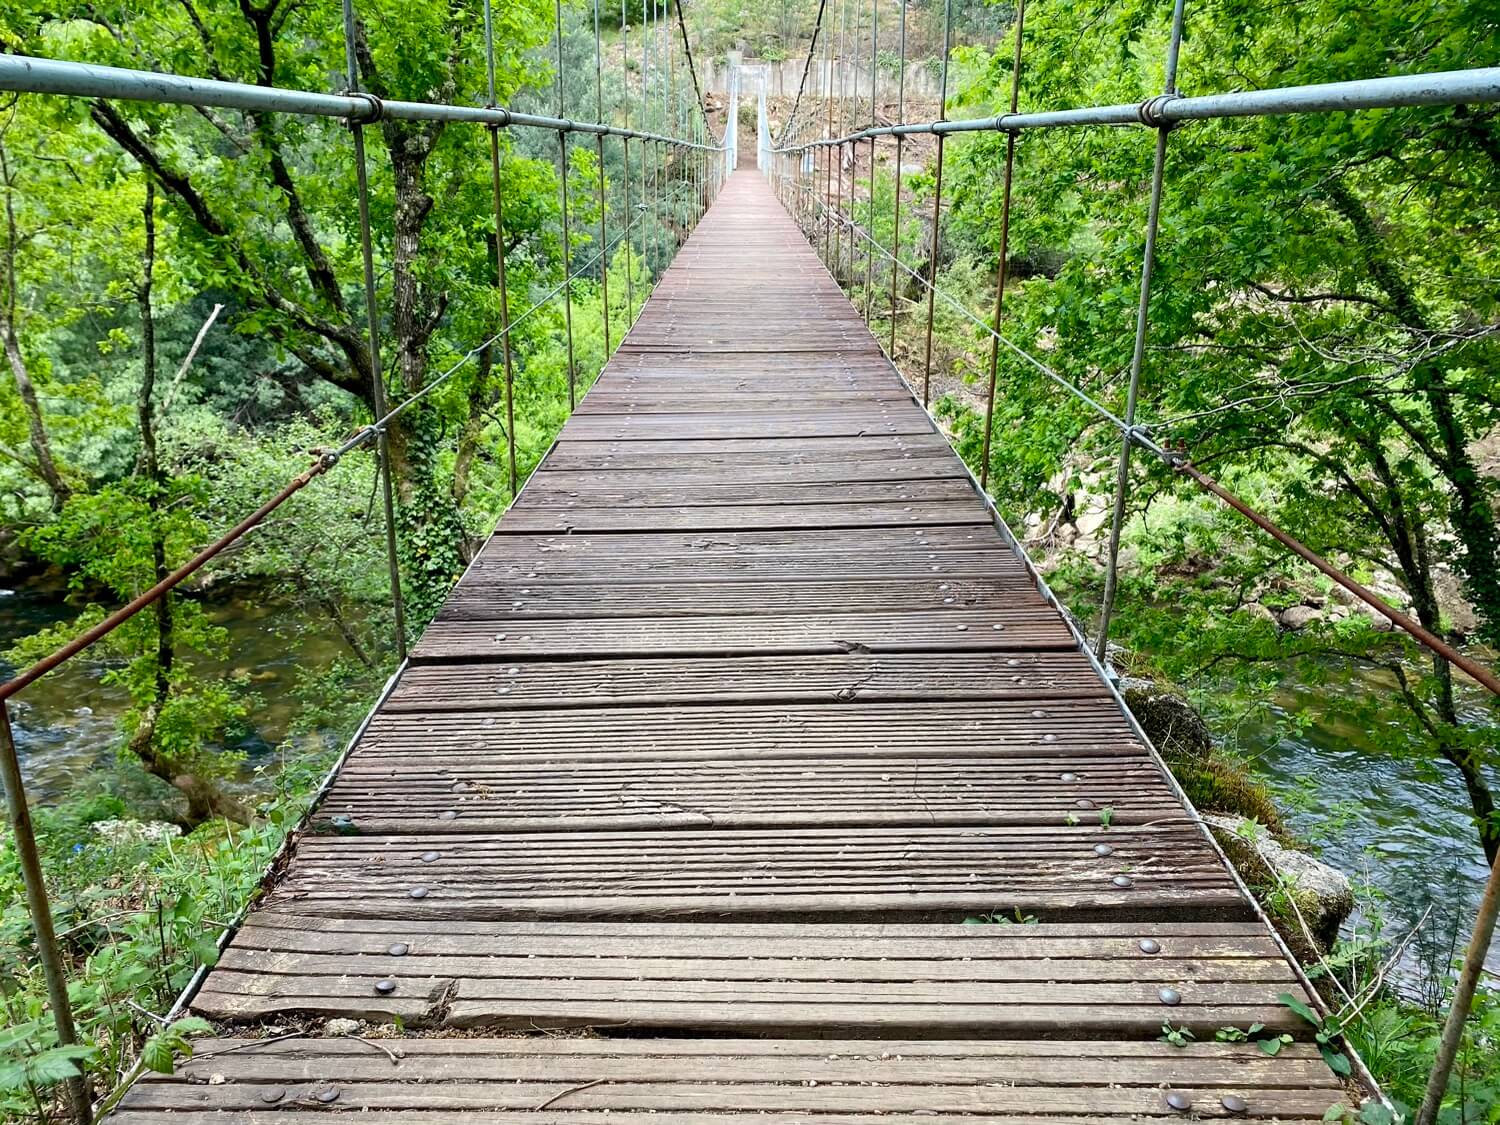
1203 813 1354 950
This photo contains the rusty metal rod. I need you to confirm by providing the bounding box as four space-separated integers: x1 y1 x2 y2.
0 702 92 1125
920 0 952 405
920 133 944 404
979 0 1026 491
1 460 332 704
1416 849 1500 1125
1176 459 1500 696
343 0 407 661
1095 0 1185 661
482 0 518 498
555 0 577 411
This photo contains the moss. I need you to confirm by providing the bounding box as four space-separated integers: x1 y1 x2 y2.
1162 745 1286 834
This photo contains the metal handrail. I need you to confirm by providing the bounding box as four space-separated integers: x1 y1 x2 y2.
767 4 1500 1115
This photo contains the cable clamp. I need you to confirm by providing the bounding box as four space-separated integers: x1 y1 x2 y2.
1137 94 1179 128
345 91 384 125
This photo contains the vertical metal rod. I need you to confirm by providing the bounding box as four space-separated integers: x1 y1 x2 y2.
979 0 1026 491
483 0 518 497
1094 0 1185 661
621 0 635 324
0 701 92 1125
593 0 610 356
845 0 860 286
822 16 834 263
555 0 577 411
864 0 876 321
888 0 906 355
920 0 953 406
862 0 876 324
342 0 407 660
832 0 846 272
1417 854 1500 1125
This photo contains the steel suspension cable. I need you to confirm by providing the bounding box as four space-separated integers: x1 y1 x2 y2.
775 0 830 149
1094 0 1186 661
341 0 407 661
554 0 578 409
920 0 953 404
483 0 519 496
978 0 1026 489
621 0 635 322
594 0 611 355
888 0 905 355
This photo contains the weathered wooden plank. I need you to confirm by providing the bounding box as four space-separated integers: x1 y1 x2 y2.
350 701 1149 763
384 652 1111 710
433 576 1048 622
497 500 991 533
512 478 978 508
412 610 1074 659
143 173 1343 1118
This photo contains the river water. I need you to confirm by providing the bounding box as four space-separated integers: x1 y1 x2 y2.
1 580 347 814
4 578 1495 977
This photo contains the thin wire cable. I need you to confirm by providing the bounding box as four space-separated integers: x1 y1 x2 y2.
776 0 830 147
594 0 611 355
483 0 519 496
889 0 905 354
1094 0 1187 660
341 0 407 661
979 0 1026 489
673 0 718 141
554 0 577 409
921 0 953 403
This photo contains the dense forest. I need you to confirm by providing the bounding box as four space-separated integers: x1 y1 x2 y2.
1 0 1497 1120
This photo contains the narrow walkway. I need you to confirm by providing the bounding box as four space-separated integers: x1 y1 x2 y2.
112 172 1351 1122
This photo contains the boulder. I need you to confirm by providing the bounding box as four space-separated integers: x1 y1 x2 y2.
1243 602 1278 626
1203 814 1354 950
1119 676 1214 759
1278 604 1323 630
324 1018 363 1037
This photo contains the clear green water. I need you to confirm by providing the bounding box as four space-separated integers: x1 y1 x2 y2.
4 578 1494 974
1 579 347 812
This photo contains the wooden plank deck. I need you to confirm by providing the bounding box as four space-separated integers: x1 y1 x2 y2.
111 171 1354 1122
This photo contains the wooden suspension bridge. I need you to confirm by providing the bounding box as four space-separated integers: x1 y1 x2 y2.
108 171 1357 1123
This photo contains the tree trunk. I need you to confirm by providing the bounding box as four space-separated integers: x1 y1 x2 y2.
0 142 70 510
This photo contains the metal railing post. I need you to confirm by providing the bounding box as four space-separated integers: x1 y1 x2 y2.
0 701 92 1125
554 0 577 411
1094 0 1185 661
342 0 407 660
1417 856 1500 1125
482 0 518 498
979 0 1026 491
920 0 953 406
593 0 610 356
887 0 905 357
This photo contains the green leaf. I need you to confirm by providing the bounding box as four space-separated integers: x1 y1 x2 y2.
1320 1046 1352 1077
1323 1103 1348 1122
1357 1103 1394 1125
141 1035 175 1075
1280 992 1322 1027
25 1045 96 1086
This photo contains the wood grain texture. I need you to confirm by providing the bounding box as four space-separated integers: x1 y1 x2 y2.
138 172 1352 1121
